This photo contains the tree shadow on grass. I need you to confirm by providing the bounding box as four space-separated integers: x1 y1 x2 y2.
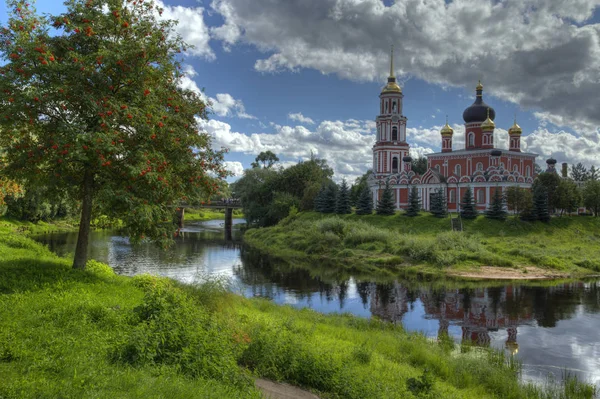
0 257 106 294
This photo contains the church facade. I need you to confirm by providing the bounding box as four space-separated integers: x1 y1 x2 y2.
368 51 538 212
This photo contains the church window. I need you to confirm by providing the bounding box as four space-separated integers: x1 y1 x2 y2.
468 132 475 147
513 164 519 173
455 164 462 176
385 102 388 113
500 162 505 170
392 126 398 141
476 162 483 171
526 165 531 177
392 157 399 173
435 164 440 172
449 190 456 203
477 189 485 204
392 101 397 113
483 135 488 145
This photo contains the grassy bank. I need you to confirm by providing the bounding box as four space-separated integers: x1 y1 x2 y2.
184 208 244 222
1 222 596 398
244 212 600 278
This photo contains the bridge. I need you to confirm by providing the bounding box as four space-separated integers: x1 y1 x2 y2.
175 199 242 239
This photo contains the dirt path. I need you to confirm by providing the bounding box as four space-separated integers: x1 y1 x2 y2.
448 266 570 280
255 378 320 399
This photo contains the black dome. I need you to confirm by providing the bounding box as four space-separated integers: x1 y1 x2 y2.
490 150 502 157
403 156 412 162
463 89 496 123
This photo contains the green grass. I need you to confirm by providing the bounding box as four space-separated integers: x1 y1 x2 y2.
244 212 600 278
0 222 596 398
184 208 244 222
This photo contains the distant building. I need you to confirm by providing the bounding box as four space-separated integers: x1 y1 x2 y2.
368 49 538 211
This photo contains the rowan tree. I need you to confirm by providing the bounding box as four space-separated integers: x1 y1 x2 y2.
0 0 228 269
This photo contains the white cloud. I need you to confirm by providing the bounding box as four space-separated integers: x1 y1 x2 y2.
155 1 215 60
209 0 600 131
288 112 315 125
223 161 245 176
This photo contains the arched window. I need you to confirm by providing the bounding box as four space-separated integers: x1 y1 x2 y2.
392 126 398 141
500 162 505 170
435 164 440 172
526 165 531 177
392 157 399 173
377 125 381 141
476 162 483 171
455 164 461 176
477 189 485 204
385 102 388 113
513 164 519 172
468 132 475 147
449 190 456 204
483 135 488 145
392 101 397 113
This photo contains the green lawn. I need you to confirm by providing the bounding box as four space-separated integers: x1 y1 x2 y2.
244 212 600 278
184 208 244 222
0 220 594 398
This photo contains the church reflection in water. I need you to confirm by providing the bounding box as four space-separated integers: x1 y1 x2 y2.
368 282 592 353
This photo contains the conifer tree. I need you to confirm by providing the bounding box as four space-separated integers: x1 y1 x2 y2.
429 188 447 218
335 179 352 214
485 188 507 220
405 185 421 217
533 185 550 222
322 184 337 213
459 187 478 219
376 180 396 216
356 184 374 215
314 185 327 212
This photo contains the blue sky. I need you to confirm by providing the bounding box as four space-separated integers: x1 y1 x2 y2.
3 0 600 181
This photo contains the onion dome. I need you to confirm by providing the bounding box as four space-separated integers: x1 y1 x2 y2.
463 80 496 123
403 156 412 163
480 108 495 131
440 116 454 136
509 119 522 135
546 158 557 165
382 45 402 94
491 149 502 157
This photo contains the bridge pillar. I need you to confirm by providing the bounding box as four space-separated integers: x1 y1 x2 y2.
176 208 185 228
224 207 233 240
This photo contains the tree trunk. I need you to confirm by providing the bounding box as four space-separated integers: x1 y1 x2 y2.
73 170 94 269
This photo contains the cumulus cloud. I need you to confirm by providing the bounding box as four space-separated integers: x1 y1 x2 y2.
223 161 245 176
288 112 315 125
155 0 215 60
209 0 600 132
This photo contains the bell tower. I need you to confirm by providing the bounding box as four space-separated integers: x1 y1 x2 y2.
373 46 410 176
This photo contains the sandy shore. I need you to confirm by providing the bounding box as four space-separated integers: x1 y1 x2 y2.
448 266 571 280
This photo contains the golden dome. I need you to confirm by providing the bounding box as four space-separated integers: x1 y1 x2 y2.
509 119 522 135
481 108 495 131
476 80 483 91
382 81 402 93
441 117 454 136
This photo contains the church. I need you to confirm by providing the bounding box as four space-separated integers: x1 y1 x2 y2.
368 50 538 212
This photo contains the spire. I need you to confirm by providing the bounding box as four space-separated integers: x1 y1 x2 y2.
389 45 395 79
441 115 454 135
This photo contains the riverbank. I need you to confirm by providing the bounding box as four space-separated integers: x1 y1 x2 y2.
244 212 600 280
184 208 244 222
1 222 596 398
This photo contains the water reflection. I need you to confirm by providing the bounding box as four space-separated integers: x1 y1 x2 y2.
34 223 600 386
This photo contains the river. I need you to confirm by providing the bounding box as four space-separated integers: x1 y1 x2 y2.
34 220 600 388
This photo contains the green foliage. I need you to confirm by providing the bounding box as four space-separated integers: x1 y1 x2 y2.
405 185 421 217
251 151 279 169
429 188 447 218
531 185 551 222
376 180 396 216
505 186 532 216
0 0 227 268
570 162 589 182
335 179 352 214
460 187 478 219
412 157 428 175
406 369 434 396
534 173 562 214
322 183 338 214
485 188 507 221
350 170 372 207
235 157 332 225
582 180 600 216
555 179 581 216
356 184 374 215
5 185 73 222
588 165 599 182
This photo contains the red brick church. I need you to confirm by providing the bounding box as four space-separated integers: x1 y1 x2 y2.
368 50 538 211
